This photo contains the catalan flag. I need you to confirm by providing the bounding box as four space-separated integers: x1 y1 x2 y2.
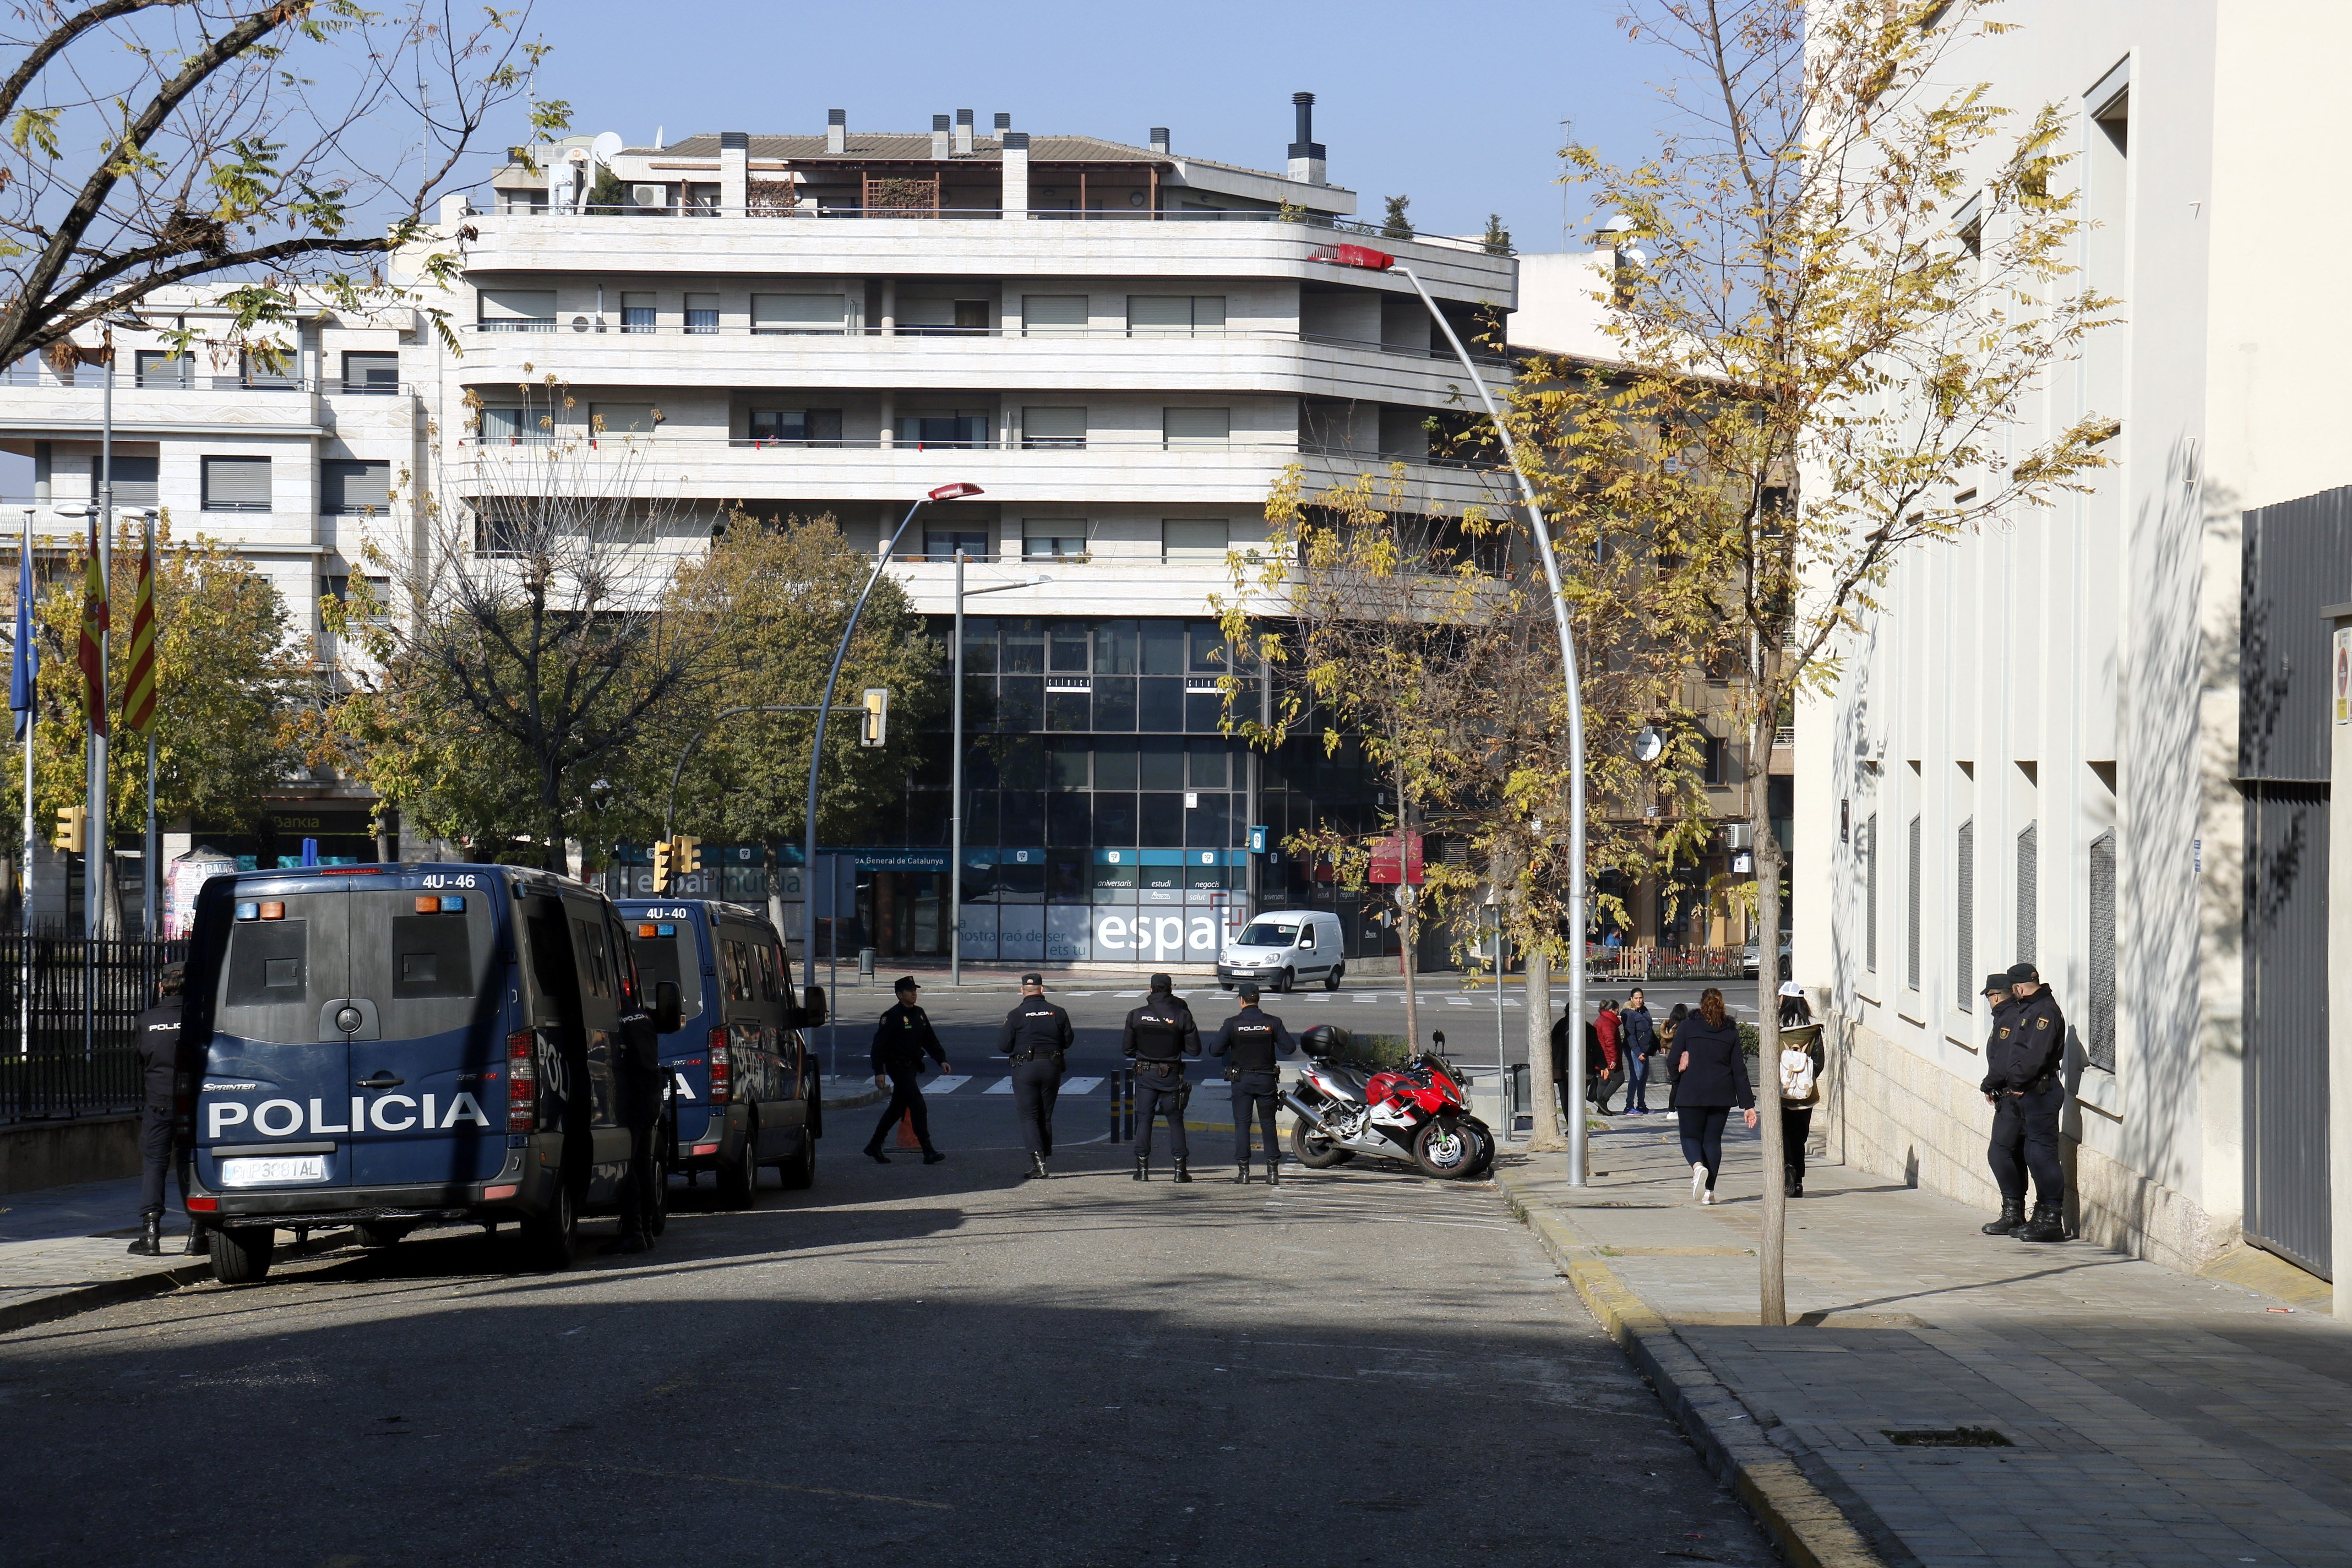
122 529 155 736
77 514 106 737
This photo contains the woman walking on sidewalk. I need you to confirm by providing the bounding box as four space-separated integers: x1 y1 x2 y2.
1673 988 1756 1204
1779 1022 1824 1196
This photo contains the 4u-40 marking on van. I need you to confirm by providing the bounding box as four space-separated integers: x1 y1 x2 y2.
178 862 671 1282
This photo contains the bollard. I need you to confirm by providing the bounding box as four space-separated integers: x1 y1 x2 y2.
1122 1071 1136 1143
1109 1069 1124 1143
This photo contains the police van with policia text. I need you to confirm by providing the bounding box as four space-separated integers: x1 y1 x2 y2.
617 899 826 1205
178 863 682 1282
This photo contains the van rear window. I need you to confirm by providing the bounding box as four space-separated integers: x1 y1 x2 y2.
390 912 475 998
628 922 700 1026
350 890 495 1040
224 921 309 1007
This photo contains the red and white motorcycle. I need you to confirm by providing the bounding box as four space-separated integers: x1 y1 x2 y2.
1283 1026 1495 1179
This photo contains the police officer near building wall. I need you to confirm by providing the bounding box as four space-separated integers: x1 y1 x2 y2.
1000 972 1074 1179
605 977 669 1255
1209 982 1295 1185
867 976 950 1165
127 962 192 1257
1122 973 1200 1182
1980 961 2068 1243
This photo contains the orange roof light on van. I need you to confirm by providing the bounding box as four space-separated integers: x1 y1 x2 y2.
638 923 658 938
259 901 285 920
416 896 440 913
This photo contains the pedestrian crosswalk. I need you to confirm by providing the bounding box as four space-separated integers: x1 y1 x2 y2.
937 1075 1109 1097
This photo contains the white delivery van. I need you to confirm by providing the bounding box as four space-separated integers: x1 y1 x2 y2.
1216 910 1347 993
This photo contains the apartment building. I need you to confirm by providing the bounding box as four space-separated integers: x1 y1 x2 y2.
1791 2 2352 1295
0 99 1522 959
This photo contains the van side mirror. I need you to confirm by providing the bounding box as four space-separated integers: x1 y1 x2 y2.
798 984 827 1030
653 980 684 1035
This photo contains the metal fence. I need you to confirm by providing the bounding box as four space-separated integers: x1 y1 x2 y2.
0 938 186 1123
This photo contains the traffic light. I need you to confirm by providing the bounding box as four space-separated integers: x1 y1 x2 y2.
861 686 890 748
650 838 674 893
52 805 85 854
676 835 702 876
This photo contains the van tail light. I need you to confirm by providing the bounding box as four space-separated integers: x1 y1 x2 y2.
507 1030 536 1133
707 1027 731 1104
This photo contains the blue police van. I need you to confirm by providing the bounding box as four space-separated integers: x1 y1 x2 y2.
179 863 680 1282
616 899 826 1206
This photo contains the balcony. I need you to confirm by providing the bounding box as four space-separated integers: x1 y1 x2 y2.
0 363 423 438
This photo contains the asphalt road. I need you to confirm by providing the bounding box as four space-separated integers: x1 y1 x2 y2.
0 995 1777 1568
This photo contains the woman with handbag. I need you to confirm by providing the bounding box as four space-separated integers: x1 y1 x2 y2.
1672 988 1756 1204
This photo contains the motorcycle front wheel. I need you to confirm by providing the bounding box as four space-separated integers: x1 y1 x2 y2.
1413 1117 1479 1179
1291 1117 1354 1169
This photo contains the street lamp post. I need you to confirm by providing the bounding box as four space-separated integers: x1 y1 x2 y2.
949 552 1049 987
801 483 982 992
1313 242 1591 1185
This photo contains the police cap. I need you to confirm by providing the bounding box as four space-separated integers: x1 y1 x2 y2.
2005 962 2040 986
1237 981 1260 1001
1148 972 1173 993
1982 972 2012 997
1020 972 1043 987
894 975 921 997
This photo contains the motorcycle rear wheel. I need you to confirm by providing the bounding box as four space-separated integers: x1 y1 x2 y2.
1413 1118 1479 1179
1291 1117 1354 1169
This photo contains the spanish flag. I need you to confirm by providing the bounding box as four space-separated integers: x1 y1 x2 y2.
78 514 106 737
122 530 154 736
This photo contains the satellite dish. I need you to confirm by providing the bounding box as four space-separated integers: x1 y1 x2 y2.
591 130 624 166
1634 725 1665 764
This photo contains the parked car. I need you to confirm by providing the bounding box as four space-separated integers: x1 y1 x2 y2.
1218 910 1347 992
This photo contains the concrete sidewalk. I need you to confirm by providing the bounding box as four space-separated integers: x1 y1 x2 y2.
1497 1115 2352 1568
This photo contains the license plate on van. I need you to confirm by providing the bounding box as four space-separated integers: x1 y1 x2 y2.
217 1155 328 1187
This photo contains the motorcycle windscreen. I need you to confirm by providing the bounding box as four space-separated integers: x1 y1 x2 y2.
344 887 506 1187
198 887 354 1190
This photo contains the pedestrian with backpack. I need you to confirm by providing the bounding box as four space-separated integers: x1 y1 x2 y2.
1778 1020 1823 1196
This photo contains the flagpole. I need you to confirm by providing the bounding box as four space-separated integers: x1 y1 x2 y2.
85 337 111 1060
139 510 155 940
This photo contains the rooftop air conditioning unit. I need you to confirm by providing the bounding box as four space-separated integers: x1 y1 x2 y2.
630 184 666 209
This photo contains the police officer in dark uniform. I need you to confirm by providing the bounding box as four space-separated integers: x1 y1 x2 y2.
1121 973 1200 1182
866 976 950 1164
1208 982 1295 1185
127 962 190 1257
999 972 1074 1179
1974 972 2019 1234
1981 961 2067 1243
605 978 669 1255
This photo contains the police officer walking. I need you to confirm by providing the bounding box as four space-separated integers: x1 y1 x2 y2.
867 976 950 1165
605 978 669 1255
1980 961 2067 1242
127 961 190 1257
999 972 1074 1179
1209 982 1295 1184
1121 973 1200 1182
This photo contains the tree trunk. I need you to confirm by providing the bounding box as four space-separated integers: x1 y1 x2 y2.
1396 766 1419 1054
1750 710 1787 1329
1523 943 1567 1151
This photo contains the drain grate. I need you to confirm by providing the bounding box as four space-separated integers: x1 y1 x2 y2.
1881 1426 2012 1448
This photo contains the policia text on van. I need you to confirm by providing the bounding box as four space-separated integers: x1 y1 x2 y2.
172 863 821 1282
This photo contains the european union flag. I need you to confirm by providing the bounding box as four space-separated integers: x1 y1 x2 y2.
9 537 34 742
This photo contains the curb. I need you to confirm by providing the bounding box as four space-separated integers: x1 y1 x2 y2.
1493 1165 1887 1568
0 1227 345 1338
819 1084 883 1113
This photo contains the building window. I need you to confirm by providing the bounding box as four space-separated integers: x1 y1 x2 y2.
322 573 390 620
1905 814 1922 992
923 528 992 562
1865 812 1879 973
1700 734 1736 787
588 402 658 438
1023 520 1087 561
751 293 846 334
88 455 159 509
477 287 557 332
340 352 399 395
478 407 533 444
1022 295 1088 336
619 292 657 334
900 297 991 336
1021 407 1086 450
684 292 719 335
1162 407 1230 449
899 413 989 448
1955 818 1973 1012
201 455 270 512
133 350 190 389
2016 821 2037 964
1127 295 1226 337
320 460 391 516
747 408 842 445
2088 829 2116 1071
1162 519 1229 563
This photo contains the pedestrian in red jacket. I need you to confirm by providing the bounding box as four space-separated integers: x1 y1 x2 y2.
1594 1000 1626 1113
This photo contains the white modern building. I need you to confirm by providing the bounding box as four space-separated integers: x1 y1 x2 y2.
1792 1 2352 1298
1 99 1525 964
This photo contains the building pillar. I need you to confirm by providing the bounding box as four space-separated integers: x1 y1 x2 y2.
2326 605 2352 1318
879 388 895 449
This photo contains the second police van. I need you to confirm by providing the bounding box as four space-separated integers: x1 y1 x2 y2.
617 899 826 1205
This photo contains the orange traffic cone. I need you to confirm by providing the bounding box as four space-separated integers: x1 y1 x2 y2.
895 1109 920 1149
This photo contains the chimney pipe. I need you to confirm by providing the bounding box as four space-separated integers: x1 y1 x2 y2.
1150 126 1170 155
931 113 950 161
1000 130 1030 219
826 108 846 155
955 108 974 156
993 112 1012 133
1287 91 1326 187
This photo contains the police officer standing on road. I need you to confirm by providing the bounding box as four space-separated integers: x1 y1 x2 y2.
999 972 1074 1179
127 962 191 1257
1980 961 2067 1243
867 977 950 1165
1122 974 1200 1183
1209 982 1295 1185
605 978 668 1255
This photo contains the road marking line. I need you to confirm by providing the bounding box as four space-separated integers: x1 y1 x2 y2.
924 1075 972 1095
1114 990 1144 998
983 1077 1015 1095
1061 1076 1104 1095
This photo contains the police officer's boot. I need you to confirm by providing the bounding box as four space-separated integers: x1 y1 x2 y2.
183 1221 208 1256
1134 1155 1150 1182
1980 1199 2026 1237
1029 1152 1049 1181
1173 1156 1193 1184
1235 1159 1251 1184
1264 1157 1281 1188
126 1215 162 1257
2017 1201 2066 1243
